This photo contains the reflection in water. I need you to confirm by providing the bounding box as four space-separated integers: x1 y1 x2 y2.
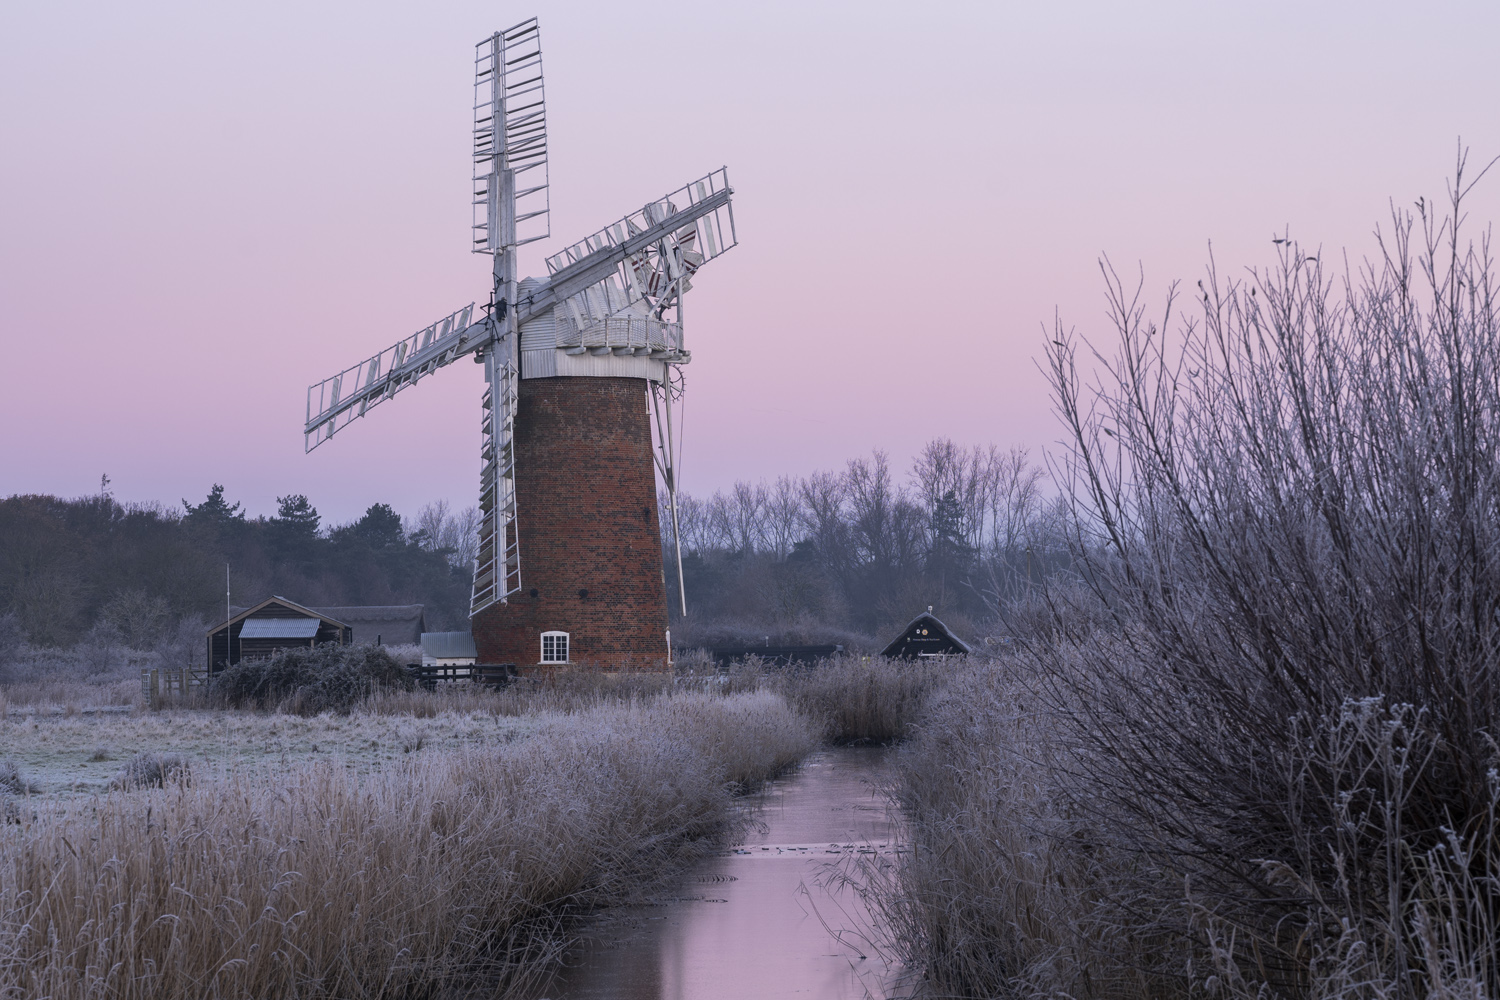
539 746 907 1000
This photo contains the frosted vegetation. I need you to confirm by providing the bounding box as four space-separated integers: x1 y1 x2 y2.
0 692 818 998
866 163 1500 997
0 647 936 997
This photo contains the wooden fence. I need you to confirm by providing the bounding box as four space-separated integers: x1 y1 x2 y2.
405 664 516 690
140 666 210 707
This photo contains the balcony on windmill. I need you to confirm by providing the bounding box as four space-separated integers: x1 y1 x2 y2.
555 315 684 358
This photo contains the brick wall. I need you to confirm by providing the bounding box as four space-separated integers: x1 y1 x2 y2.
471 376 671 670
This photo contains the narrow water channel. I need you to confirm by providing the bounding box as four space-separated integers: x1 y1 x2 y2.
539 746 907 1000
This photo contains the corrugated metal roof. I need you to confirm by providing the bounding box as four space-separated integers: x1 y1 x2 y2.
421 632 478 660
240 617 320 639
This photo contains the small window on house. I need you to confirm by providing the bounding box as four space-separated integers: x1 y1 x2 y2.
541 631 569 664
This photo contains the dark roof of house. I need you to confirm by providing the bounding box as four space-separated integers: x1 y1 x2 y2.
310 606 425 646
310 605 424 624
207 596 349 635
880 611 972 659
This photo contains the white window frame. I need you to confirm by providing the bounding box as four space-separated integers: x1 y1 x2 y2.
540 630 570 664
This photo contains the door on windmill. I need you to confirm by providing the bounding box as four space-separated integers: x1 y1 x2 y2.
540 631 570 664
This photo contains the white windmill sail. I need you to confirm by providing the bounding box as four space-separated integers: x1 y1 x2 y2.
473 19 548 254
304 304 478 451
545 169 736 349
467 19 550 616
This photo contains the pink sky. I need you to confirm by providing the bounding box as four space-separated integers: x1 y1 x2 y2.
3 1 1499 524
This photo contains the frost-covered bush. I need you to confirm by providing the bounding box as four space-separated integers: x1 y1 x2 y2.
211 643 415 715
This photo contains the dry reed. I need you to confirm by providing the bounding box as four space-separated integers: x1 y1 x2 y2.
0 690 818 999
765 656 947 744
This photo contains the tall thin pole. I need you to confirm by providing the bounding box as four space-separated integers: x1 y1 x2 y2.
664 372 687 618
225 562 231 671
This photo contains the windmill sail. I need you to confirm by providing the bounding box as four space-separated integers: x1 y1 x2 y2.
473 19 549 254
545 168 736 329
304 304 479 451
468 19 548 615
471 346 521 614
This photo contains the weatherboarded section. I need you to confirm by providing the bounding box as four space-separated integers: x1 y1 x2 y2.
206 597 351 672
471 376 670 670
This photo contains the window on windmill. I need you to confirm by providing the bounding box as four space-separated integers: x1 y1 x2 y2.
541 630 569 664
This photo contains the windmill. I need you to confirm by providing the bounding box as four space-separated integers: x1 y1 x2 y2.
304 18 736 668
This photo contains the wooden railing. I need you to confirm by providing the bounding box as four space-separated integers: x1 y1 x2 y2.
406 663 516 690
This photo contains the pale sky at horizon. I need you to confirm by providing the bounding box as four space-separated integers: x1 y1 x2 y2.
3 1 1499 524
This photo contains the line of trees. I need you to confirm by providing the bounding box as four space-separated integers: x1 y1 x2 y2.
660 439 1070 644
0 486 479 653
2 444 1066 656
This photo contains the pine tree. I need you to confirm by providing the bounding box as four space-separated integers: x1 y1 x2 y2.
274 494 320 539
182 484 244 527
351 503 405 549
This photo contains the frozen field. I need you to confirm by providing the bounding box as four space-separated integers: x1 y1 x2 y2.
0 705 539 797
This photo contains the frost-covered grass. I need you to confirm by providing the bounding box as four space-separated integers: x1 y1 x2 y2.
0 705 537 798
0 690 819 999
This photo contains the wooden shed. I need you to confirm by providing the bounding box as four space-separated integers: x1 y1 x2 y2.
205 596 351 674
880 609 972 660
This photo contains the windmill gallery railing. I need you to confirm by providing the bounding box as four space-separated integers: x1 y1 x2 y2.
555 315 686 357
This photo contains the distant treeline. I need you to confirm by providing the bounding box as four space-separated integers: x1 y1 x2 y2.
659 439 1070 647
1 439 1067 654
0 487 477 649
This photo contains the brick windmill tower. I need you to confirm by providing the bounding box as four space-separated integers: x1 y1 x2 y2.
304 19 736 669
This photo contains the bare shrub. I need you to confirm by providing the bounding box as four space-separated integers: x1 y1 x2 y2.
0 691 819 998
109 752 188 790
96 590 172 650
883 157 1500 997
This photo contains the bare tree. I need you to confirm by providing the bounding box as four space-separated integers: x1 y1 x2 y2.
1024 152 1500 994
763 476 804 560
410 500 480 570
